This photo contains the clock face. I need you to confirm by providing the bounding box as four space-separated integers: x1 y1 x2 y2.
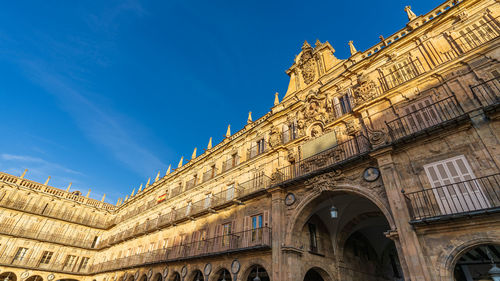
204 263 212 276
285 193 296 206
363 167 380 182
231 259 240 274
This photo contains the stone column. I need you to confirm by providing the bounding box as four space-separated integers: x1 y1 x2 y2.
372 147 432 281
268 186 286 281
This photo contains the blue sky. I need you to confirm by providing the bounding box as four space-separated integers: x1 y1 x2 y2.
0 0 439 203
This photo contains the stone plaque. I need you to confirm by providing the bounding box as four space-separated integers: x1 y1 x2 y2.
302 131 337 158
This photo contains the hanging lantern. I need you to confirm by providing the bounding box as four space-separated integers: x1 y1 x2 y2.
330 206 338 218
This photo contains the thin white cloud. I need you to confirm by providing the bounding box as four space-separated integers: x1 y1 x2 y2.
1 153 82 175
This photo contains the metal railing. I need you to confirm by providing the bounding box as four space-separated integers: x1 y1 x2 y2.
0 226 96 249
380 57 425 91
404 174 500 222
470 77 500 109
202 168 217 183
274 134 371 184
451 17 499 54
0 198 112 229
221 156 239 173
385 95 465 141
0 255 91 274
184 177 197 191
91 227 271 273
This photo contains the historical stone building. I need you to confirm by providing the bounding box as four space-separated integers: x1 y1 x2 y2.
1 0 499 280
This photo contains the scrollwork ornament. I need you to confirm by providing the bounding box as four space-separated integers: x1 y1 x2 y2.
304 169 344 190
367 127 389 147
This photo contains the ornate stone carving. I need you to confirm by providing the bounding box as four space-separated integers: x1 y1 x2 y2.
297 90 330 133
286 148 296 163
345 119 361 136
304 169 344 190
367 127 389 147
268 125 282 148
310 124 323 138
353 73 378 106
298 41 316 85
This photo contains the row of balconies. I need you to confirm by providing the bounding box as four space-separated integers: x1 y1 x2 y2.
92 227 271 273
0 255 90 275
98 175 270 249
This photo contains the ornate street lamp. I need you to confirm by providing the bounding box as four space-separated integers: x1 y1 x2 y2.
253 267 261 281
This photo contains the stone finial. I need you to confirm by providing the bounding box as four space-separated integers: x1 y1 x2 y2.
20 169 28 179
125 195 129 201
247 111 253 124
348 41 358 55
191 147 197 159
86 189 91 198
302 40 312 50
166 165 171 175
207 137 212 150
178 156 184 168
101 193 106 202
116 198 121 205
225 125 231 138
44 176 51 186
131 188 135 196
147 177 152 186
155 171 161 182
138 184 143 192
274 92 280 106
66 182 72 192
405 6 417 21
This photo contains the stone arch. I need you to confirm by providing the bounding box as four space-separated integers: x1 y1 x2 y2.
168 272 181 281
303 267 333 281
284 184 395 246
152 273 162 281
0 272 17 281
209 267 231 281
187 269 204 281
438 237 500 281
241 264 270 281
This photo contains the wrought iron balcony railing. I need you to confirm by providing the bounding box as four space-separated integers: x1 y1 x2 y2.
91 227 271 273
470 77 500 110
385 95 466 142
0 255 91 274
273 134 371 185
0 226 96 249
404 173 500 223
98 176 271 248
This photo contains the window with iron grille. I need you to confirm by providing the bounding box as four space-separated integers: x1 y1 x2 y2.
63 255 77 269
78 257 89 272
308 223 318 252
13 247 28 262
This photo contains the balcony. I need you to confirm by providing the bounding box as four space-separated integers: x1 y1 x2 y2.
184 177 198 191
404 174 500 224
470 77 500 111
273 134 371 185
0 256 91 275
385 95 467 143
91 227 271 273
221 156 239 173
0 226 96 249
202 168 217 183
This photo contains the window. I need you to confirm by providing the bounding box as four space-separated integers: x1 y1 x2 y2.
204 194 212 208
226 185 235 201
198 229 207 250
251 214 263 242
91 236 99 248
78 257 89 272
257 139 266 154
163 239 169 249
39 251 53 264
424 155 490 215
210 165 216 178
149 242 156 251
186 202 192 215
339 94 352 115
222 223 232 246
12 247 28 262
231 153 238 167
63 255 77 269
402 97 441 133
308 223 318 252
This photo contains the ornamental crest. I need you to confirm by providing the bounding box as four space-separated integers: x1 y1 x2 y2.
298 41 316 85
353 73 377 106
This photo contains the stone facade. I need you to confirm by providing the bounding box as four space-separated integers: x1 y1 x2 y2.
1 0 500 280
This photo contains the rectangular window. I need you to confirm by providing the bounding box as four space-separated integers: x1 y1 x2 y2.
63 255 77 269
39 251 53 264
198 229 207 250
308 223 318 252
424 155 490 215
13 247 28 262
226 185 235 201
251 214 263 242
204 194 212 208
78 257 89 272
339 94 352 115
257 139 266 154
222 223 232 246
402 97 441 133
231 153 238 167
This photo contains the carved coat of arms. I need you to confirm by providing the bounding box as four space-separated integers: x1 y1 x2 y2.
298 41 316 85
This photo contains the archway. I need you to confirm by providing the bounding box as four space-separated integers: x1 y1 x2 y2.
152 273 162 281
290 189 404 281
169 273 180 281
213 269 231 281
304 269 323 281
246 265 269 281
0 272 17 281
138 275 147 281
25 276 43 281
189 270 204 281
127 275 134 281
453 244 500 281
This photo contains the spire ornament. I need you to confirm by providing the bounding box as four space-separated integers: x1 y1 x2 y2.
247 112 253 124
207 137 212 150
405 6 417 21
348 41 358 55
191 147 197 159
44 176 51 186
178 156 184 168
274 92 280 106
20 169 27 179
225 125 231 138
166 165 171 175
155 171 161 182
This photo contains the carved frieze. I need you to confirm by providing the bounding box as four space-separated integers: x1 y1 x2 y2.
298 41 316 85
268 125 282 148
304 169 344 190
353 73 378 106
